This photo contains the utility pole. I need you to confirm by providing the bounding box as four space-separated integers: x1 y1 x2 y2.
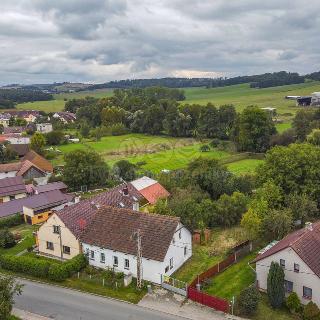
58 225 63 260
133 229 143 289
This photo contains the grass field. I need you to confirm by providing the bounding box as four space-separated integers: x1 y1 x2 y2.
15 81 320 116
183 81 320 115
16 88 113 112
227 159 264 175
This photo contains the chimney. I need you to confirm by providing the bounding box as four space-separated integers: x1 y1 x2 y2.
74 196 81 204
305 222 313 231
123 186 129 196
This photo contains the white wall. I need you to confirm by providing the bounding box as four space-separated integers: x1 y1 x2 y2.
256 247 320 306
82 224 192 284
0 171 18 179
2 192 26 202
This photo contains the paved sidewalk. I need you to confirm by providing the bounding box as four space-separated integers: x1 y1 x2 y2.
138 288 243 320
13 308 51 320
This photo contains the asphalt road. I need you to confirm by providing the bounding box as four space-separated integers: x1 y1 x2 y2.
15 279 183 320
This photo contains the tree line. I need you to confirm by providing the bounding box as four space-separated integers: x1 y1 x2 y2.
82 71 307 90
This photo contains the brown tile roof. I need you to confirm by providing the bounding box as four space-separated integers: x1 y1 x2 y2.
56 183 145 239
254 222 320 278
0 176 26 197
138 182 170 205
0 162 22 173
80 206 180 262
0 190 71 218
22 150 53 173
7 144 30 156
3 127 25 134
17 160 45 177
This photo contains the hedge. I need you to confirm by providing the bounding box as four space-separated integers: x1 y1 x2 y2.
0 214 23 229
0 254 88 282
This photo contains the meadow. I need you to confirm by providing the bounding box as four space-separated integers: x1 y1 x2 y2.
16 88 113 112
15 81 320 115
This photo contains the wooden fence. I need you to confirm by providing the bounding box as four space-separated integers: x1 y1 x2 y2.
188 240 252 313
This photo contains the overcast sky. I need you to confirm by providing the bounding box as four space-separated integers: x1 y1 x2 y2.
1 0 319 84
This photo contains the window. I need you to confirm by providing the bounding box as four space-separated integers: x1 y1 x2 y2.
100 253 105 263
280 259 285 268
46 241 54 250
184 246 187 256
294 263 300 273
113 256 118 267
124 259 130 270
37 215 43 219
165 266 169 273
303 286 312 299
179 230 182 239
284 280 293 293
170 257 174 269
53 225 60 234
90 250 95 260
9 195 15 200
63 246 70 255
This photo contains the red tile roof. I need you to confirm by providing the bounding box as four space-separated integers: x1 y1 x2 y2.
254 222 320 278
0 176 26 197
22 150 53 173
16 160 45 177
137 182 170 205
7 144 30 157
80 206 180 261
0 162 22 173
35 182 67 194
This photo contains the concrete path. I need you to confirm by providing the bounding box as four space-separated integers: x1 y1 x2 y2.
138 288 242 320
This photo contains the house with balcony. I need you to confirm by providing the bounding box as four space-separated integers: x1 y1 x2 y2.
255 222 320 306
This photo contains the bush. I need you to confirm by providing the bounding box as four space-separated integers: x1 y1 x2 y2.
199 144 210 152
110 123 129 136
0 229 16 248
303 301 320 320
0 255 50 278
0 254 87 282
286 292 302 314
236 285 260 316
0 214 23 229
209 138 220 148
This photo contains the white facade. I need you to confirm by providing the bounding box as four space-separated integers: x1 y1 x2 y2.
36 123 53 134
256 247 320 306
82 224 192 284
0 171 18 179
1 192 26 202
6 136 30 144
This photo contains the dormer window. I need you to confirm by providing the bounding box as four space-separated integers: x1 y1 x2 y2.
119 202 125 208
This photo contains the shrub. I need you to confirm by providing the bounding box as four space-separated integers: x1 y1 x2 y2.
0 214 23 228
48 265 69 282
0 229 16 248
199 144 210 152
0 255 50 278
236 285 260 316
209 138 220 148
286 292 302 314
303 301 320 320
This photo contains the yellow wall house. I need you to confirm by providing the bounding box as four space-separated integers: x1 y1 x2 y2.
36 213 81 260
23 190 73 225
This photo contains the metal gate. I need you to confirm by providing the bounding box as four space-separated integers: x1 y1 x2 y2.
161 275 188 297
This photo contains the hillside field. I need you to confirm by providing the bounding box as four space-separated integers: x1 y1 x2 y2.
53 134 263 174
15 81 320 115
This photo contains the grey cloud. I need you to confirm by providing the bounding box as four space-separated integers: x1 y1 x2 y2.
0 0 319 84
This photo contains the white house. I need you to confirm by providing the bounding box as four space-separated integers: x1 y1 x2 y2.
81 206 192 284
255 222 320 306
0 113 11 127
36 123 53 134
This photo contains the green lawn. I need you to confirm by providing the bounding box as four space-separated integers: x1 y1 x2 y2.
16 88 113 112
183 81 320 115
174 227 248 284
253 295 298 320
204 252 256 301
227 159 264 175
0 224 37 256
276 122 292 133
